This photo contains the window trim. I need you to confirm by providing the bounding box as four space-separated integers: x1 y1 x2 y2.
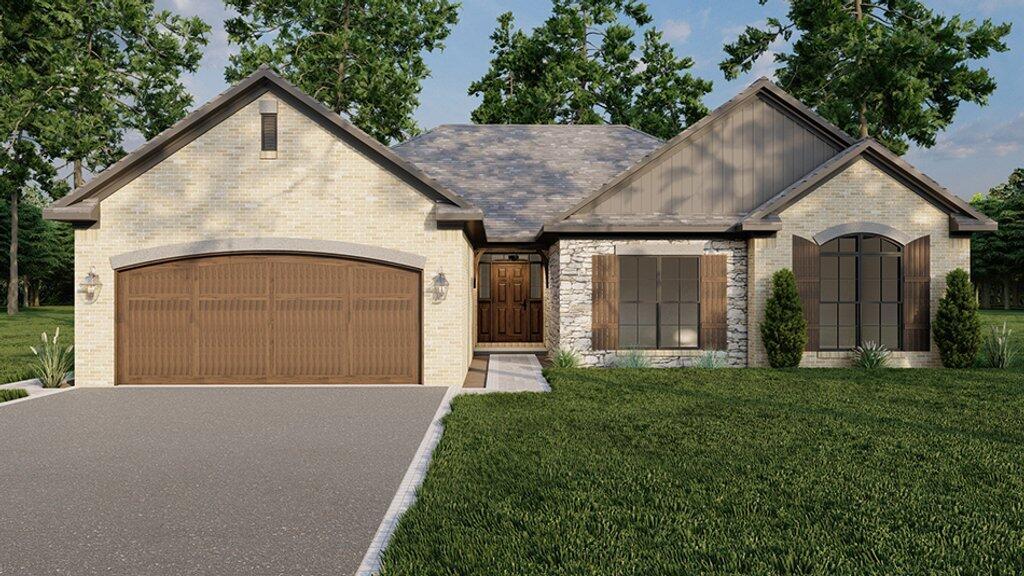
617 255 700 350
819 234 903 351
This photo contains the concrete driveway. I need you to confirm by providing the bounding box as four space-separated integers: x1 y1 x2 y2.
0 386 447 576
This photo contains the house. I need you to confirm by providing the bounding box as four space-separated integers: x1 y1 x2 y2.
45 66 996 385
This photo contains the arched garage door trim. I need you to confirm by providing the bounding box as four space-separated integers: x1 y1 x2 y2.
110 237 426 272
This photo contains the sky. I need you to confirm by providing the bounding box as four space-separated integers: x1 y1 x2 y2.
160 0 1023 200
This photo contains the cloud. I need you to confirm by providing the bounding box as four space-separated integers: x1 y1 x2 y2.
928 113 1024 159
662 19 692 43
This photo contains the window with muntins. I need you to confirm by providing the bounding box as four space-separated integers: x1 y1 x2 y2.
618 256 700 349
820 234 902 350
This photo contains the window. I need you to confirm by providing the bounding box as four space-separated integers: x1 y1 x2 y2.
820 234 902 350
261 113 277 152
618 256 699 349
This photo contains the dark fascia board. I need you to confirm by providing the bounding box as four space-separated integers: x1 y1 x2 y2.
543 221 740 234
744 139 997 230
547 77 857 225
42 202 99 222
950 214 998 233
435 205 484 222
46 66 473 224
736 215 782 232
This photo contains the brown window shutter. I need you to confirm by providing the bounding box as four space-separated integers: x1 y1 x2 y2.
699 254 728 350
903 236 930 351
792 236 820 351
592 255 619 350
261 113 277 151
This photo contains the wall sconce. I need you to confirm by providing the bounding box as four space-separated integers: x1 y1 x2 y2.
79 268 103 304
431 271 449 303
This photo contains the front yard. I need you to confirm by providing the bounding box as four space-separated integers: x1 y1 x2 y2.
381 367 1024 575
0 306 74 383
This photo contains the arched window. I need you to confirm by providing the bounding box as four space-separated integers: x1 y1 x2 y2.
819 234 902 350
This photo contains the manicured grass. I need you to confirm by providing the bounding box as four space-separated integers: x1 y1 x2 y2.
0 306 74 384
381 368 1024 575
0 388 28 403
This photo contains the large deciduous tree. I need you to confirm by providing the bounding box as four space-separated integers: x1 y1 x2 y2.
721 0 1011 154
971 168 1024 307
0 0 208 315
224 0 459 144
469 1 711 139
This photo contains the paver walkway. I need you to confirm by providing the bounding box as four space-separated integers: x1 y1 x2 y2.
483 354 550 392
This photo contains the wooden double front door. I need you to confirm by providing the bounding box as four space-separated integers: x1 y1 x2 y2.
478 261 542 343
116 254 421 385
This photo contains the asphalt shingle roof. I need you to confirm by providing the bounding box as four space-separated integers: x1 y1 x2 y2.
392 124 663 241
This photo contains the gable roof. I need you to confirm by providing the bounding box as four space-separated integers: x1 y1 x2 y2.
740 138 996 232
44 66 473 224
392 124 663 242
547 78 857 228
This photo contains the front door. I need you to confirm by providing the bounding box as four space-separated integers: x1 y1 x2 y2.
491 262 530 342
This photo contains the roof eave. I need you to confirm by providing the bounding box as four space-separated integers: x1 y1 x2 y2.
43 202 99 223
950 215 998 234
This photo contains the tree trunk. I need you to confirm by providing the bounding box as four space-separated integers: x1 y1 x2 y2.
854 0 869 139
74 159 85 189
1004 278 1010 310
30 279 40 307
7 188 17 315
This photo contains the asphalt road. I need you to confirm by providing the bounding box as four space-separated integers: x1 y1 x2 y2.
0 386 446 576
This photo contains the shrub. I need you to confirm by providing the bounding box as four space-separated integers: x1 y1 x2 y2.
29 327 74 388
0 389 28 403
694 351 727 368
982 322 1018 369
760 269 807 368
551 348 581 369
852 341 891 369
613 349 650 369
933 269 981 368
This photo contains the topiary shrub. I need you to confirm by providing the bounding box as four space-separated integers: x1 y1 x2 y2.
760 269 807 368
933 268 981 368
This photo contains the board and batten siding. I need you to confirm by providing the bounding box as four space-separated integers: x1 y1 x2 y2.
582 95 839 216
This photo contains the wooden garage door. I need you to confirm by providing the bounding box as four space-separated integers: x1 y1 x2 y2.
116 254 420 384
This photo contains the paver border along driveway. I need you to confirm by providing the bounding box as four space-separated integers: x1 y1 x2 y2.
0 386 446 576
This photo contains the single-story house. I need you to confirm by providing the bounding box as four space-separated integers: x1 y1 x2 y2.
45 66 996 385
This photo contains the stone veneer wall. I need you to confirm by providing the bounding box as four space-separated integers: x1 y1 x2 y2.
544 244 561 349
550 239 748 367
74 93 474 386
747 158 971 368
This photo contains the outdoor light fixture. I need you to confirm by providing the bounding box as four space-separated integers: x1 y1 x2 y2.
432 271 450 302
79 268 102 304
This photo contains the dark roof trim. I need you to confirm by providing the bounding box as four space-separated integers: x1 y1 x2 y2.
42 201 99 222
46 66 473 224
744 139 995 229
544 221 741 234
950 214 998 233
548 77 857 225
435 205 484 222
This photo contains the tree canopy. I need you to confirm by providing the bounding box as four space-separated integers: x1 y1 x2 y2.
469 0 711 139
224 0 459 144
971 168 1024 283
721 0 1011 154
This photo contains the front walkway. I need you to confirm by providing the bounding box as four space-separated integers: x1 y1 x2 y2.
481 354 550 393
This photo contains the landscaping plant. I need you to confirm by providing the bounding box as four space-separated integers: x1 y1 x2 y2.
0 389 28 403
694 350 727 369
760 268 807 368
613 349 650 369
983 322 1018 368
29 327 74 388
933 269 982 368
551 348 581 369
852 341 891 369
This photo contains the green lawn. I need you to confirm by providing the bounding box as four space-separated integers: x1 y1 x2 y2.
0 306 74 383
381 368 1024 575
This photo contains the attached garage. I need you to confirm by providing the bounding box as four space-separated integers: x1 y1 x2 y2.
116 254 421 385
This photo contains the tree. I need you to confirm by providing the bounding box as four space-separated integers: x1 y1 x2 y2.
760 269 807 368
933 268 981 368
224 0 459 144
971 168 1024 307
0 190 74 306
1 0 208 314
469 1 711 139
721 0 1011 154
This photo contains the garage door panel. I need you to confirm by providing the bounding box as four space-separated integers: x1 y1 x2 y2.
117 254 420 385
196 299 270 380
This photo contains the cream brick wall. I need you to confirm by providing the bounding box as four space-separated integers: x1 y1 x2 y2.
74 94 473 386
747 158 971 367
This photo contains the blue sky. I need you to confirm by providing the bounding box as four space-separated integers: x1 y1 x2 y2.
161 0 1023 199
